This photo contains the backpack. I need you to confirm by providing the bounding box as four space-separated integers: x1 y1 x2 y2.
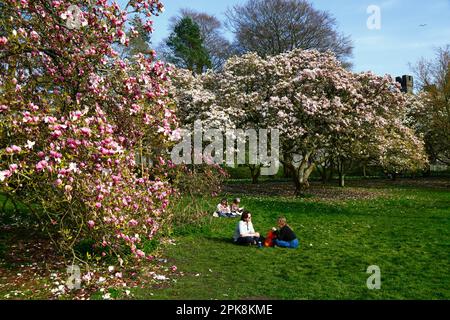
264 230 277 247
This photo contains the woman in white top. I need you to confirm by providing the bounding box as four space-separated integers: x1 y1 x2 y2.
216 198 235 218
233 211 264 246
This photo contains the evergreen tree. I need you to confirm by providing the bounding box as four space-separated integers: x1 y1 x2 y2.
166 17 211 74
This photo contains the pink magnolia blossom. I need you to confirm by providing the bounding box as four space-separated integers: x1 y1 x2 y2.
35 160 48 172
0 170 11 182
128 219 138 227
11 145 22 153
136 250 145 258
0 0 175 268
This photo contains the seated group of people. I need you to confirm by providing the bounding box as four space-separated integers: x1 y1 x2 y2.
233 212 299 249
214 198 299 249
213 198 244 218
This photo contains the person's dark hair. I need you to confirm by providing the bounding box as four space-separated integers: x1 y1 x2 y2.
221 198 228 203
233 198 240 204
241 210 251 221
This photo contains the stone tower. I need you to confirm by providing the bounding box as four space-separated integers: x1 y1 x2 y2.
395 75 414 93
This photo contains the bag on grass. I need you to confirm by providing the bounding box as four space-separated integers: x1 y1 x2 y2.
264 230 277 247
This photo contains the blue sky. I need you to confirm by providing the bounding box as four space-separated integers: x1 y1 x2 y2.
144 0 450 77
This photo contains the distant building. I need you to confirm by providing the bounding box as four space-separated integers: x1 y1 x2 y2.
396 75 414 93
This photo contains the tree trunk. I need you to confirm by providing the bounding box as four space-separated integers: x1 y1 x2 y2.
283 163 291 178
293 174 310 197
283 151 316 197
317 165 327 184
339 172 345 188
392 172 398 181
329 164 335 182
337 158 345 188
248 165 261 184
423 165 431 177
363 165 367 178
321 168 328 184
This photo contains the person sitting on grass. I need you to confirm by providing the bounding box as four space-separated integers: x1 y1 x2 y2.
214 198 235 218
272 216 299 249
230 198 244 216
233 211 265 246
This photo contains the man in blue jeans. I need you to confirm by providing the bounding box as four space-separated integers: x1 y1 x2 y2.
273 217 299 249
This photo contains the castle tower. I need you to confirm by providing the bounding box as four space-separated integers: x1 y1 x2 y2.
396 75 414 93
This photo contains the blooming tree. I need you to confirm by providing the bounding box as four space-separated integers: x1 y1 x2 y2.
0 0 178 264
407 74 450 166
172 53 277 183
174 49 427 194
322 72 428 186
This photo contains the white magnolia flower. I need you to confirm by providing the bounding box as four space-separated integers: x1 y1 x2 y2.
25 140 35 150
82 273 93 282
68 162 78 172
153 274 168 281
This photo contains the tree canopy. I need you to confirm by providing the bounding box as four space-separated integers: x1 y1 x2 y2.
166 17 212 74
226 0 353 67
174 50 427 194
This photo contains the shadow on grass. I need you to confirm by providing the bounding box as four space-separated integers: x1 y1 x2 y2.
223 177 450 199
203 236 235 245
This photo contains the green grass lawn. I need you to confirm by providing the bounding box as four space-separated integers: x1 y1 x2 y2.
1 180 449 300
132 182 450 300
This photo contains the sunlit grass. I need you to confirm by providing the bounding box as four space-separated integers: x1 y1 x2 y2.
133 183 450 300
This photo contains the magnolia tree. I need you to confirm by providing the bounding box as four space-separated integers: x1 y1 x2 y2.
172 54 278 183
0 0 179 264
323 72 428 186
407 79 450 166
174 49 427 194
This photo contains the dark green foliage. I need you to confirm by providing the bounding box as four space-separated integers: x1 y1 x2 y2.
166 17 212 74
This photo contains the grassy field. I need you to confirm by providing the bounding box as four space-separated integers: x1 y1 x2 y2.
1 179 449 300
132 179 450 300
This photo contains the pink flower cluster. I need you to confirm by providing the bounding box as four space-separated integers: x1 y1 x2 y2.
0 0 178 266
